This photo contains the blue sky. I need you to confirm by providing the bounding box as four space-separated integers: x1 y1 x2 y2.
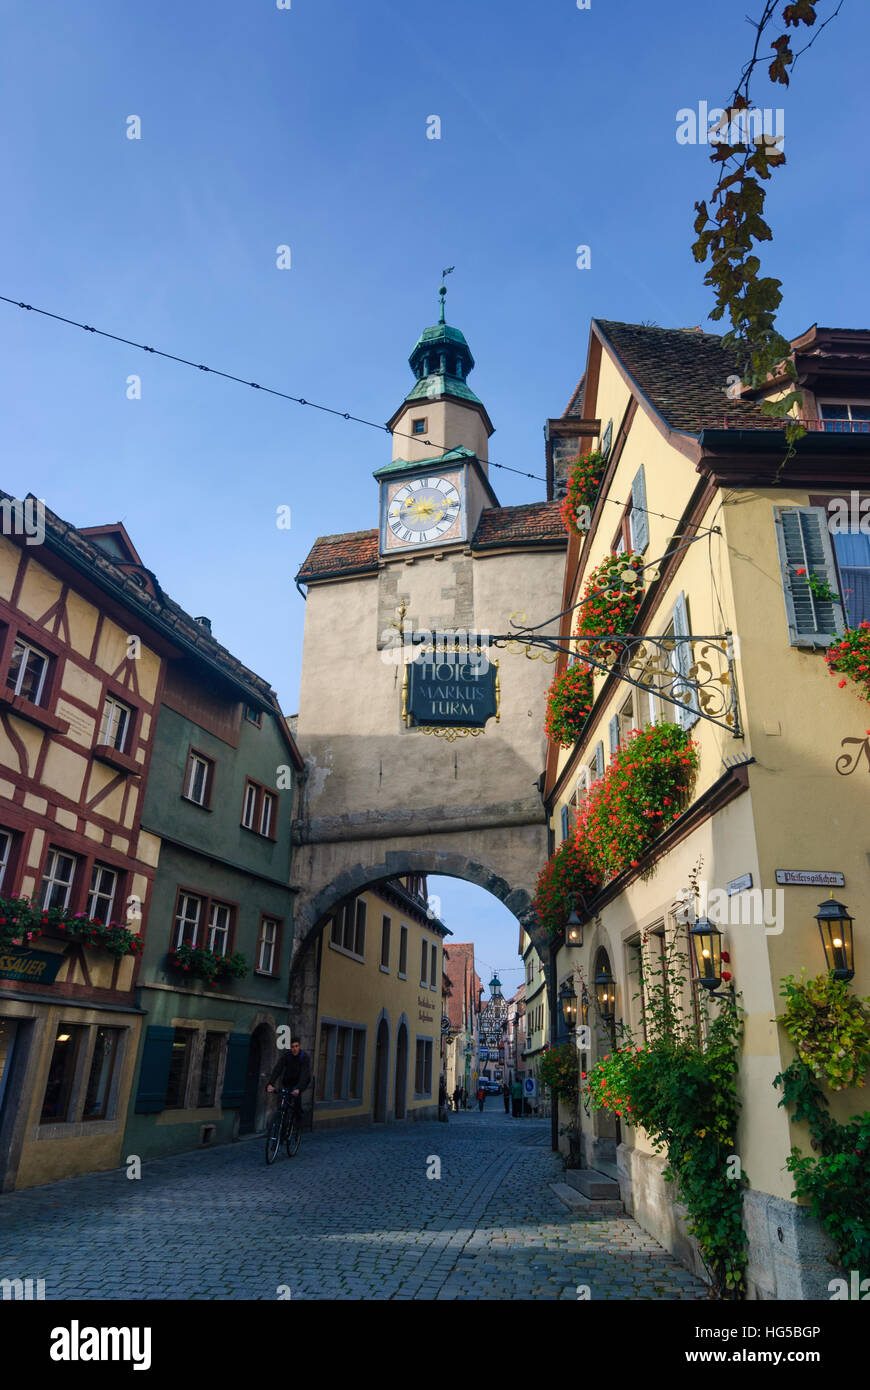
1 0 867 970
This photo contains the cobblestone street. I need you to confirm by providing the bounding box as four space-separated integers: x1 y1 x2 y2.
0 1105 707 1301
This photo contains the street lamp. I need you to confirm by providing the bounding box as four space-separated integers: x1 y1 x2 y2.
689 917 723 991
566 909 583 948
594 965 616 1024
815 897 855 981
558 979 578 1032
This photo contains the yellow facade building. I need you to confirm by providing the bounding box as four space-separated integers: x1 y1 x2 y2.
541 321 870 1298
312 875 449 1126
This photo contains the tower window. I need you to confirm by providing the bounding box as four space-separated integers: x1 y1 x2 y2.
412 418 427 435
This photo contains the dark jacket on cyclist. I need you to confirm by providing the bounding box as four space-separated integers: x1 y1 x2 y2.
269 1049 312 1093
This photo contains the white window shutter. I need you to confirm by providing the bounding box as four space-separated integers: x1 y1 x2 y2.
609 714 620 756
629 465 649 553
594 740 605 779
774 507 846 647
673 592 700 729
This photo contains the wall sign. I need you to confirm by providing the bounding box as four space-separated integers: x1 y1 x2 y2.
775 870 845 887
0 946 64 985
726 873 753 896
403 643 499 740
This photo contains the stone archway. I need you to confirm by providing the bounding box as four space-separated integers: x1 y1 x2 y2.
287 847 547 1053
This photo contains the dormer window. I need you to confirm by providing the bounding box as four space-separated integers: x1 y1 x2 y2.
819 402 870 433
412 418 427 435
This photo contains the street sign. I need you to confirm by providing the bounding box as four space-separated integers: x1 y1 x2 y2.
523 1077 537 1096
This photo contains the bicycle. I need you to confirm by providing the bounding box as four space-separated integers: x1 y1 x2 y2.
265 1087 302 1164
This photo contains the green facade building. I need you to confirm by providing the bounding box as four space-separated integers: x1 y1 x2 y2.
124 639 303 1160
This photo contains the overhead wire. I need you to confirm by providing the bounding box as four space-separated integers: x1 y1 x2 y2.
2 291 722 530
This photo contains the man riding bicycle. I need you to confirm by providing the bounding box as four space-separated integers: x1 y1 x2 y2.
266 1038 311 1125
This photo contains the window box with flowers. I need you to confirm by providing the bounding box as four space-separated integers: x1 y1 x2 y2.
168 943 249 987
577 721 699 882
825 621 870 701
0 896 144 957
544 663 594 747
559 450 606 538
533 838 599 940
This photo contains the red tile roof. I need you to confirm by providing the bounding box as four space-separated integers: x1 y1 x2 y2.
471 500 566 550
296 529 379 582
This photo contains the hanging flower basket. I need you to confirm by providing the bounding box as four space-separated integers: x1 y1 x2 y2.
573 551 645 661
825 622 870 701
559 450 605 537
544 663 595 747
533 837 600 940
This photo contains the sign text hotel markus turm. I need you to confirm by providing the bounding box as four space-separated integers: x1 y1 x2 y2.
403 635 499 736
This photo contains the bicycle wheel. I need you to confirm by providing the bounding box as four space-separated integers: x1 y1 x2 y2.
265 1108 284 1165
286 1111 301 1158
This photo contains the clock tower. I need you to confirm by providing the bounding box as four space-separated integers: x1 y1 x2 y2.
377 285 498 558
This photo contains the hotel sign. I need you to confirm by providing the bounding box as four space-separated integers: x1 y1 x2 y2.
403 642 499 739
0 946 64 985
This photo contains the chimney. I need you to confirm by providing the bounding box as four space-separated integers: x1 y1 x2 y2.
195 616 212 634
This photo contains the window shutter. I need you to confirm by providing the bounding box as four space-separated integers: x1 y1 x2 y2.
600 419 613 461
134 1026 175 1113
220 1032 251 1108
774 507 845 647
673 592 700 729
594 740 605 779
608 714 620 756
629 465 649 553
560 805 570 841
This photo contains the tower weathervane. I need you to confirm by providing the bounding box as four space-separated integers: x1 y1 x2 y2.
439 266 455 324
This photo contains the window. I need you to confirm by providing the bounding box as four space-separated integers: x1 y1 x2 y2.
241 780 277 838
330 898 365 959
184 751 213 807
412 417 427 435
82 1027 121 1120
380 915 391 969
174 892 202 948
206 900 232 955
316 1022 365 1102
256 917 280 974
244 705 262 726
414 1039 433 1095
0 828 13 892
41 1025 82 1122
198 1032 223 1106
87 864 118 924
774 507 846 648
430 941 438 988
40 848 77 912
242 782 258 829
165 1029 195 1108
420 938 429 985
398 925 408 977
819 401 870 433
831 529 870 628
98 695 131 752
6 637 49 705
259 791 276 838
628 465 650 552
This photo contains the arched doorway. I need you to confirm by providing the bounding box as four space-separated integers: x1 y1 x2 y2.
239 1024 270 1134
372 1017 389 1124
394 1020 408 1120
591 946 620 1175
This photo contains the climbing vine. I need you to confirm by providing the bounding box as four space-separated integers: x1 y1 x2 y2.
692 1 843 443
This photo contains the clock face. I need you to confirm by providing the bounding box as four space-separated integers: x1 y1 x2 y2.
386 476 462 546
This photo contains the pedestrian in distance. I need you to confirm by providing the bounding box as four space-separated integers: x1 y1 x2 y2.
502 1081 510 1114
477 1085 485 1112
453 1085 461 1112
511 1076 522 1118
